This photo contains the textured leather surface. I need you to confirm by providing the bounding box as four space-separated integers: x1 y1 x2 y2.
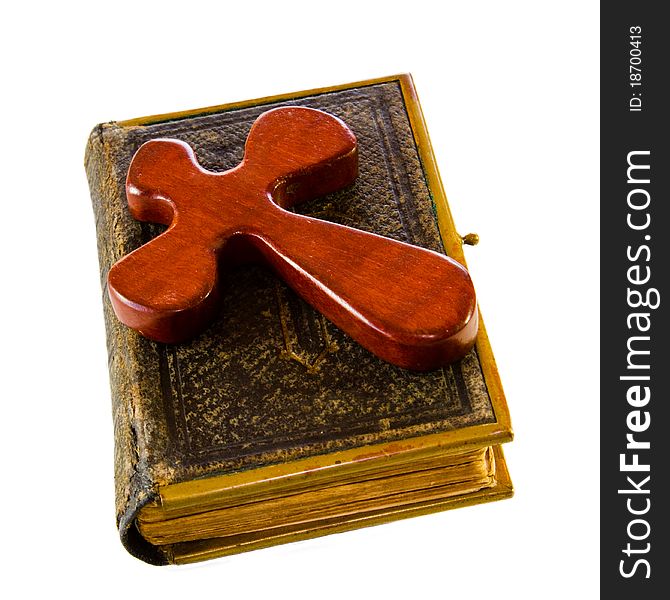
85 80 496 564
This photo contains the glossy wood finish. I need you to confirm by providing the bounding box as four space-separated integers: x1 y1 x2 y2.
108 106 478 370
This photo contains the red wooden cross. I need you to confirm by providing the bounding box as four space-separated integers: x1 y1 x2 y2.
108 107 478 370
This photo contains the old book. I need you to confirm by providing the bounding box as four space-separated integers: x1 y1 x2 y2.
85 74 513 565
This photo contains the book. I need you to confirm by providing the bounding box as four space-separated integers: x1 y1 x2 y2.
85 74 513 565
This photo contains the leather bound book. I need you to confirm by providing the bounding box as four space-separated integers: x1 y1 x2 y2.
85 74 513 565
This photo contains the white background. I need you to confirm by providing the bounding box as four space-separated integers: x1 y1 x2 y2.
2 1 599 597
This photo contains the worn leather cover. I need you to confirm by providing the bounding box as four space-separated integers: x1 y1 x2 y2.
85 77 499 565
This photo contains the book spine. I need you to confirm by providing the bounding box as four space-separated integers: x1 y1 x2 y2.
85 126 170 565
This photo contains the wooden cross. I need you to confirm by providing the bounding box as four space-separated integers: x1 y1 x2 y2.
108 107 478 370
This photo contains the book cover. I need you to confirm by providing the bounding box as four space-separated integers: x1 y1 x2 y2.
84 74 513 565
